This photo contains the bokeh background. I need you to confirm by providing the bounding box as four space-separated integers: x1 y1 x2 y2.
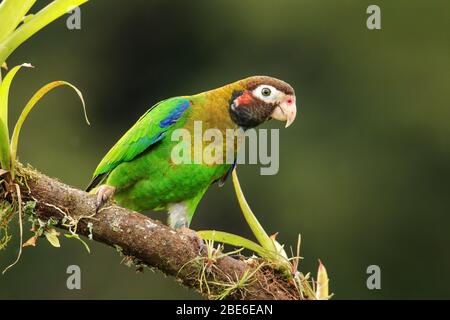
1 0 449 299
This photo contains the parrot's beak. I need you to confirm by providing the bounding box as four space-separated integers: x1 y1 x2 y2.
271 95 297 128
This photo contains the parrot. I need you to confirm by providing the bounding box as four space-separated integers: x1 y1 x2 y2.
86 76 297 229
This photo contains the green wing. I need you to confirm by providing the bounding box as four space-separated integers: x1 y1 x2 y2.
87 97 191 191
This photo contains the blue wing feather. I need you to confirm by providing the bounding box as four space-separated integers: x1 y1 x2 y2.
159 100 190 128
88 97 191 189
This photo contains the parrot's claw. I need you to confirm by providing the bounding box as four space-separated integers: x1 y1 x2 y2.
95 185 116 212
173 220 188 229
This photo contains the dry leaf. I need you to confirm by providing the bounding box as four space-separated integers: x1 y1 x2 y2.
23 236 38 247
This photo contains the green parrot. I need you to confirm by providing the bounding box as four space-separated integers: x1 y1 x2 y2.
87 76 297 229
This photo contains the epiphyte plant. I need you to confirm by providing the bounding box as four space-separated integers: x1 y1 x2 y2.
0 0 90 272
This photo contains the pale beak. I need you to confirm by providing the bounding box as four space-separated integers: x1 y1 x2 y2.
270 95 297 128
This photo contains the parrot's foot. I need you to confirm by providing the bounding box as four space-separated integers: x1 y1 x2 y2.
95 185 116 211
167 202 189 229
167 203 204 254
178 227 205 255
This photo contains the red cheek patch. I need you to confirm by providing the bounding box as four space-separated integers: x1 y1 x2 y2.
235 91 253 106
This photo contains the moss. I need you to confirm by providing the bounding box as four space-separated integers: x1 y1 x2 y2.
25 200 59 238
113 243 148 273
0 195 17 250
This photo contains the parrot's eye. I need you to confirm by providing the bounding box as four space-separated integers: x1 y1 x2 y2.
261 87 272 97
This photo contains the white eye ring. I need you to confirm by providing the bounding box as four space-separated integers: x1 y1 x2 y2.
253 84 279 102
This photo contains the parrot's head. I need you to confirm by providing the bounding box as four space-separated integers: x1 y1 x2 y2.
228 76 297 129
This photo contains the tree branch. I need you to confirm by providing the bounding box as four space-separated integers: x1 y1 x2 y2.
6 164 300 300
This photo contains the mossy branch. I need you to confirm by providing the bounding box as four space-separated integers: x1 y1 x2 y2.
2 163 301 300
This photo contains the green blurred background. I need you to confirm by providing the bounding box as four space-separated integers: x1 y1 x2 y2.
1 0 449 299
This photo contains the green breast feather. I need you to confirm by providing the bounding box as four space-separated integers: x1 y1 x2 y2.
87 92 234 228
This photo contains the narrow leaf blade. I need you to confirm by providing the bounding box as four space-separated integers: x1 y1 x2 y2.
0 0 89 65
10 80 89 176
0 63 33 170
315 259 330 300
0 0 36 43
0 118 10 170
0 64 33 134
197 230 273 259
232 169 277 252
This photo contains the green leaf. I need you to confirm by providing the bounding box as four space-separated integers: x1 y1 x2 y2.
0 64 33 136
0 63 33 170
231 169 277 252
44 229 60 248
10 80 89 177
65 233 90 254
315 260 330 300
197 230 274 259
0 0 89 66
0 118 10 170
0 0 36 44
